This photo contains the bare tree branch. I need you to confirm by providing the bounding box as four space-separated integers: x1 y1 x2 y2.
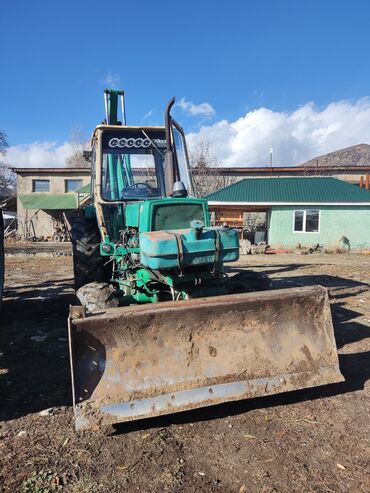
0 130 8 156
65 126 90 168
189 142 236 197
0 130 15 200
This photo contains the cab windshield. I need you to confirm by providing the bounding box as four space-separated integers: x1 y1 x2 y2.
101 132 166 201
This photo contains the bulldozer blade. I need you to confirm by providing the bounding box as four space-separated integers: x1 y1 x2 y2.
68 285 343 430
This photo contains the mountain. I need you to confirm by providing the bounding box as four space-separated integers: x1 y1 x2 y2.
299 144 370 168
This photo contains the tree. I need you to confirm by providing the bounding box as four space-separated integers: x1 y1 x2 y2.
189 142 236 197
0 130 15 200
0 131 8 154
65 126 90 168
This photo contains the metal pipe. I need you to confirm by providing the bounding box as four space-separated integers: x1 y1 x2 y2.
119 90 126 125
104 90 109 124
164 97 175 152
164 97 177 195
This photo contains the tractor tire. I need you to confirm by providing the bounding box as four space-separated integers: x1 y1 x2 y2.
77 282 119 313
70 214 111 290
231 270 272 293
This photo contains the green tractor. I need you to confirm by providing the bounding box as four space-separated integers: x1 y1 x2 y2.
68 90 343 431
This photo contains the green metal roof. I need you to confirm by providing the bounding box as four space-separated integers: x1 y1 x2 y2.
19 193 77 210
206 177 370 204
76 182 91 194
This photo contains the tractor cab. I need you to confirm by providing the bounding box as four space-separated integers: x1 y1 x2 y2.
90 91 199 240
93 91 193 205
100 127 167 201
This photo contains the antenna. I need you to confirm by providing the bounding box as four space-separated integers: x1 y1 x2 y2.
269 146 273 177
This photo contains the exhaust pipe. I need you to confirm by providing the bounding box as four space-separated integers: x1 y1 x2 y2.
164 97 181 196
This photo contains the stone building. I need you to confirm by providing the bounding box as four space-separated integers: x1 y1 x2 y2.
13 167 90 240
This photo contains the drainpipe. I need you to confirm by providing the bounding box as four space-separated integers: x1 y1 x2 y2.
366 174 369 190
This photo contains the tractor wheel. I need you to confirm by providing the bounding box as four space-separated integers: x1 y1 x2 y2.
231 270 272 293
70 214 111 290
77 282 119 313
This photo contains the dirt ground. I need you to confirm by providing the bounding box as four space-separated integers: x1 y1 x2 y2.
1 252 369 493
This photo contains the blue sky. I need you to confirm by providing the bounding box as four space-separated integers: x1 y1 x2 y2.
2 0 370 166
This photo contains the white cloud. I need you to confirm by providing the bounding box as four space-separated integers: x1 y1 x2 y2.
177 97 215 117
187 98 370 166
100 72 120 88
6 141 74 168
7 98 370 169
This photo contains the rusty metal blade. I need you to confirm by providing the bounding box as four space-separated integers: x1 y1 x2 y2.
68 286 344 430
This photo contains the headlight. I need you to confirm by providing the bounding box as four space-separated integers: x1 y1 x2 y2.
102 243 113 253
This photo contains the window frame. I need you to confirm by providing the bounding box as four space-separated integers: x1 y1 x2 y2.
101 147 165 201
64 179 83 193
293 209 320 233
91 142 96 201
171 119 194 196
32 179 50 192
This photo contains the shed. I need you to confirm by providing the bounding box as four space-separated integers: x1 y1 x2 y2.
207 177 370 250
13 167 90 240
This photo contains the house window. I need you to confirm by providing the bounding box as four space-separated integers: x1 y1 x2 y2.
65 179 83 192
293 209 320 232
32 180 50 192
294 210 304 231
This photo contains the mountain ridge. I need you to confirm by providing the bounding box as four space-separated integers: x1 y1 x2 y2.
299 143 370 168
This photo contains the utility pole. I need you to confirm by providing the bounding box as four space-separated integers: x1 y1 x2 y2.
269 146 273 177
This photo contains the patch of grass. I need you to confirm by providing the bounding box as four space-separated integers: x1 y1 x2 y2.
68 479 100 493
22 470 61 493
68 477 128 493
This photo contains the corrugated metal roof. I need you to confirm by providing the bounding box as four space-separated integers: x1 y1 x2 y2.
13 167 90 174
206 177 370 203
76 182 91 194
19 193 77 210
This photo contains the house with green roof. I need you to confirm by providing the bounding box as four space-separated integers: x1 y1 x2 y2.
207 177 370 250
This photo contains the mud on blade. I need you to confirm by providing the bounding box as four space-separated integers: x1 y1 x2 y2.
68 286 343 430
